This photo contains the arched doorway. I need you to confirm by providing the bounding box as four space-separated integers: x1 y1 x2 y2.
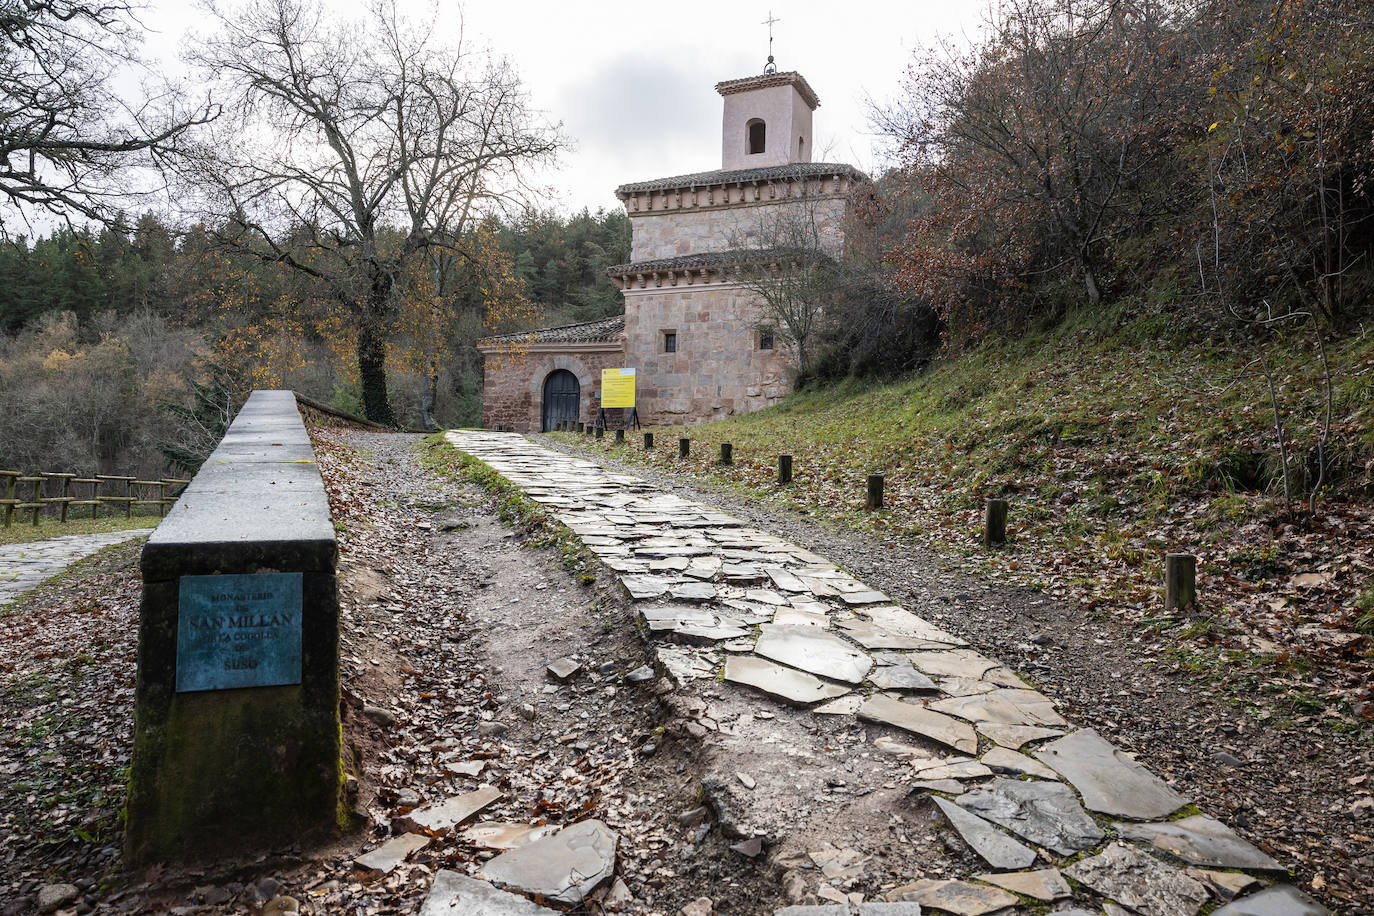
541 369 580 432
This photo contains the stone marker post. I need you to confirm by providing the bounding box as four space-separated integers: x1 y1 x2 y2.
679 438 690 458
720 443 733 465
1165 553 1197 613
778 455 792 484
866 474 884 510
984 498 1009 546
127 390 343 865
644 432 654 449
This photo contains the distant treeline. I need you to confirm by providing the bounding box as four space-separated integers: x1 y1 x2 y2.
0 208 630 475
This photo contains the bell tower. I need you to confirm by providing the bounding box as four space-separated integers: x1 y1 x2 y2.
715 70 819 171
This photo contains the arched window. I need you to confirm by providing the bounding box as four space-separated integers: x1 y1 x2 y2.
747 119 766 155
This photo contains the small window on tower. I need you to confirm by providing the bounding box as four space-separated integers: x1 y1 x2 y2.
663 331 677 353
798 136 805 157
759 331 775 351
747 119 766 155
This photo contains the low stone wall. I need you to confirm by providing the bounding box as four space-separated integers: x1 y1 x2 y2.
481 345 627 432
126 389 343 865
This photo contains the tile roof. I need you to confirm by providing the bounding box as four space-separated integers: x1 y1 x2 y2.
615 162 866 198
479 315 624 346
714 71 820 109
606 247 834 277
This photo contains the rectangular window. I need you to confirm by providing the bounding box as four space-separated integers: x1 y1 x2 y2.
663 331 677 353
759 331 774 350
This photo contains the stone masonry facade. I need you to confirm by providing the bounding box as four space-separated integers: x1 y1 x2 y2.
477 69 865 432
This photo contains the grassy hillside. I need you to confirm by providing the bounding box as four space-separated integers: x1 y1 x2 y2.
562 314 1374 729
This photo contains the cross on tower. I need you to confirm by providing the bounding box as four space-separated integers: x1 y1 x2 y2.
763 11 780 73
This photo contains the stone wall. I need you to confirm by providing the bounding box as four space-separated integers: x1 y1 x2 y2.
480 345 628 432
629 195 847 262
623 282 793 425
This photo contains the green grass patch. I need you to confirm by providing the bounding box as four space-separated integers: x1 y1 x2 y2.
0 513 159 546
421 435 599 584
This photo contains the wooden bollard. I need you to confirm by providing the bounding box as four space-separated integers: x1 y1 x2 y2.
984 498 1009 546
720 443 733 465
576 422 585 433
594 426 604 440
866 474 884 510
778 455 792 484
1165 553 1197 613
644 432 654 449
679 438 690 458
615 429 624 443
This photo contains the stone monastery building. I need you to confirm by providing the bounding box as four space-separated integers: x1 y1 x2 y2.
477 66 865 432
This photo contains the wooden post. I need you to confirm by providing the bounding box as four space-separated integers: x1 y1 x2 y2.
615 429 624 443
778 455 792 484
720 442 733 465
3 472 15 528
156 482 167 517
91 477 101 519
594 426 604 440
866 474 884 511
644 432 654 449
59 475 71 523
1165 553 1197 613
679 438 690 459
125 478 133 518
576 422 585 433
29 477 42 525
984 498 1009 546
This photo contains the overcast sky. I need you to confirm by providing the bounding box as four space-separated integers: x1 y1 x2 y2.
141 0 993 216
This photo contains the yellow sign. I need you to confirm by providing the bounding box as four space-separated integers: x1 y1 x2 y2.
600 368 636 408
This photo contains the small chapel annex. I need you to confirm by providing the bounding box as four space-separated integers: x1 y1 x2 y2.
477 66 866 432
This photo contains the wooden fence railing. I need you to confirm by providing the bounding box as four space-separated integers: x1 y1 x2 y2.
0 471 191 529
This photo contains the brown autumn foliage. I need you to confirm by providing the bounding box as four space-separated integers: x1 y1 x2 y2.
876 0 1374 340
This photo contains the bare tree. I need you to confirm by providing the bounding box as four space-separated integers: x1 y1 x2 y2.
0 0 215 234
184 0 562 424
727 183 848 375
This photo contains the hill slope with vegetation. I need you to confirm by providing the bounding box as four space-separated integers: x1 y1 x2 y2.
568 312 1374 729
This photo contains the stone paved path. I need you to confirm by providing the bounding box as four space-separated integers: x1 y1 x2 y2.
447 431 1326 916
0 529 153 605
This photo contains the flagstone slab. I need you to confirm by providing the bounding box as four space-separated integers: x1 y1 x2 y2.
724 655 851 705
743 588 787 606
754 624 873 684
937 677 998 697
886 878 1018 915
913 757 993 780
932 797 1038 870
1114 814 1283 870
862 606 967 646
774 607 830 628
869 664 937 692
977 723 1064 749
463 822 562 851
1065 842 1209 916
419 870 559 915
907 649 1000 680
620 575 672 599
396 786 503 833
481 819 618 906
814 695 864 715
355 833 430 873
670 581 718 601
857 694 978 754
655 646 720 682
974 868 1070 901
835 619 937 650
839 589 891 605
1210 885 1329 915
955 778 1104 855
764 565 809 592
980 746 1060 780
930 688 1067 727
1034 729 1188 820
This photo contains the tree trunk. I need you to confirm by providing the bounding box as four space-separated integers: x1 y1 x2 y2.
357 316 395 427
420 356 438 431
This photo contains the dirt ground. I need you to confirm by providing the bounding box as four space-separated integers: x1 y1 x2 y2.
0 427 1368 914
